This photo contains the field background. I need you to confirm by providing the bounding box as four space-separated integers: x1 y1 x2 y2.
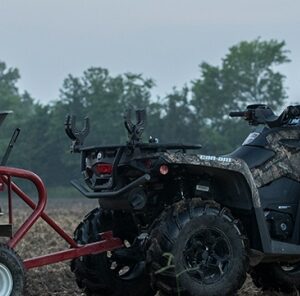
0 194 297 296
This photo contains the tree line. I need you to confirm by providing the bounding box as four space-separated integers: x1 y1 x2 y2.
0 38 290 189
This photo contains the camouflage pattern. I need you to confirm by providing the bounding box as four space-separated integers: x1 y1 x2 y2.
161 152 261 208
162 127 300 207
251 128 300 187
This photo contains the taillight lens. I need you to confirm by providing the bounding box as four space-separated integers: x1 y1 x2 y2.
95 163 113 175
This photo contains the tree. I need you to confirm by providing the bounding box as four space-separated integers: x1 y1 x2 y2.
0 61 20 107
42 68 156 186
191 39 290 154
0 38 291 188
0 61 36 169
58 67 155 145
151 87 198 144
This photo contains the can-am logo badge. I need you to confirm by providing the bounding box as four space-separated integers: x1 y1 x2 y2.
198 155 232 163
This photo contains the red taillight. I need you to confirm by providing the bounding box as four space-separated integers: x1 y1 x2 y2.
95 163 113 175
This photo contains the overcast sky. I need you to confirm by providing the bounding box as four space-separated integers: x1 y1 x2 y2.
0 0 299 105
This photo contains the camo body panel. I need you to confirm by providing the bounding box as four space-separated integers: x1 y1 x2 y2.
161 152 261 207
251 128 300 187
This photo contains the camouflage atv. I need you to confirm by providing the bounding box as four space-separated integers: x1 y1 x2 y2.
67 104 300 296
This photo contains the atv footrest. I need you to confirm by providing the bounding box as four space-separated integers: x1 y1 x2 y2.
0 224 12 237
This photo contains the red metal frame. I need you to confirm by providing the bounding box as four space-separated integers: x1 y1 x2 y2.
0 166 123 270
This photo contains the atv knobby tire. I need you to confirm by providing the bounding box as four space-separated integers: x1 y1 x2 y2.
251 262 300 293
71 207 154 296
147 199 248 296
0 244 25 296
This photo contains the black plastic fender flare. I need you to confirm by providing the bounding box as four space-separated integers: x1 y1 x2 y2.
162 152 261 207
161 152 277 254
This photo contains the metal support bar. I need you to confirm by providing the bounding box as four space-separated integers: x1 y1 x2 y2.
3 176 78 248
1 128 21 166
24 231 123 270
0 167 47 249
0 167 78 249
7 176 12 226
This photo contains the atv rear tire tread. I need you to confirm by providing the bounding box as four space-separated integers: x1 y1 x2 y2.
147 199 248 296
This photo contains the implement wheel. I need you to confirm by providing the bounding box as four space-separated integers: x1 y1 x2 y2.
0 244 25 296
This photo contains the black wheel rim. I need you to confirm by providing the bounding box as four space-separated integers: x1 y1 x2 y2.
183 227 233 285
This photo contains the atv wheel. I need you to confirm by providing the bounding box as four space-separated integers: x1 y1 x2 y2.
251 262 300 292
147 199 248 296
71 207 154 296
0 244 25 296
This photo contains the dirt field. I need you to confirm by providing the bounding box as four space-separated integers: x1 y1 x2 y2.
0 196 298 296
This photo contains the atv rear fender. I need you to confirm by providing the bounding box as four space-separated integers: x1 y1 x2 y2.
162 153 300 264
161 152 300 257
162 152 260 207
